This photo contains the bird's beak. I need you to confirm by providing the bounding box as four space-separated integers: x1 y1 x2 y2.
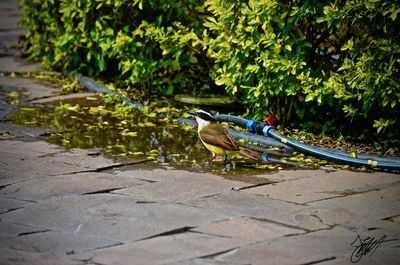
188 111 196 116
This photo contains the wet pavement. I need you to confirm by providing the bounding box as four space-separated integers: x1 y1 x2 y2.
1 1 400 265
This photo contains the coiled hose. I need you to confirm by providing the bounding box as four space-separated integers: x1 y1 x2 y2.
216 114 400 170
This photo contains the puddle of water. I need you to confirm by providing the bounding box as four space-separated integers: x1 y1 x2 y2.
11 103 300 180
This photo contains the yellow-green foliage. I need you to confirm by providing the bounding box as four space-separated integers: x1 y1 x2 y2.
19 0 205 96
19 0 400 138
203 0 400 138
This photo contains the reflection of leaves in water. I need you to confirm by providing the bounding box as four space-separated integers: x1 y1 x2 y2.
0 132 14 139
12 103 335 176
11 104 206 167
7 91 20 97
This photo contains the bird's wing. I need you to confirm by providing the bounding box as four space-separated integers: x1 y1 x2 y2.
200 125 239 151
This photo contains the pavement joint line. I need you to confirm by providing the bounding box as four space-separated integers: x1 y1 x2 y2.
305 182 400 205
17 229 51 237
82 187 126 195
52 169 104 176
188 228 242 240
6 220 129 244
303 194 347 205
248 192 309 206
136 226 195 242
134 200 158 204
170 201 209 209
73 257 105 265
56 159 153 175
249 216 310 233
134 177 158 183
96 158 155 169
68 242 124 256
0 182 14 190
108 191 149 199
196 246 240 260
2 196 38 203
187 192 222 201
234 181 278 191
0 206 24 215
298 256 337 265
383 215 400 222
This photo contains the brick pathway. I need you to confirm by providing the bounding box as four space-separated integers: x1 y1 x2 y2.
0 1 399 264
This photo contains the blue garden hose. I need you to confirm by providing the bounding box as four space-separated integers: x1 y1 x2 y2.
215 114 400 170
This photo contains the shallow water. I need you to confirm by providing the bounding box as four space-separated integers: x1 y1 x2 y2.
11 103 298 181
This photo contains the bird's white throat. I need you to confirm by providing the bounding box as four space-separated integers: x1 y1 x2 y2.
194 116 211 131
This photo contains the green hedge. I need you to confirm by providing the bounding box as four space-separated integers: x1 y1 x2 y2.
19 0 205 96
19 0 400 138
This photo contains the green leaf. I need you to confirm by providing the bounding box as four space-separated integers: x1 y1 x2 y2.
305 94 314 102
132 42 143 47
189 56 198 64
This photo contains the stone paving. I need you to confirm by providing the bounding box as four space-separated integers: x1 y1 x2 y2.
0 1 400 264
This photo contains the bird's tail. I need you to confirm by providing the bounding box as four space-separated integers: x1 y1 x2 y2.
238 147 261 161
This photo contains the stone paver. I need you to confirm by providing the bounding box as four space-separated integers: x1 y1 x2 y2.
1 119 397 265
0 0 20 31
0 140 121 185
214 226 400 265
192 216 305 241
243 170 400 204
0 247 82 265
0 122 53 138
71 232 246 265
0 0 22 55
310 207 400 231
187 191 330 231
1 230 121 256
309 184 400 220
0 76 59 101
0 193 228 243
0 222 45 238
1 172 143 202
0 57 41 73
113 169 251 202
0 197 32 214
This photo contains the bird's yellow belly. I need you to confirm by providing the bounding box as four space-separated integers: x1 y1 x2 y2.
201 141 237 156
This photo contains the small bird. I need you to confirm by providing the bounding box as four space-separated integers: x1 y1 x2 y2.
189 109 260 163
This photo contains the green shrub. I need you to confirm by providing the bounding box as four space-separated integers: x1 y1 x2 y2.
202 0 400 137
19 0 206 96
19 0 400 139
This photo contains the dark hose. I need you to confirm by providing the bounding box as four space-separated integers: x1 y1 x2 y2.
267 129 400 170
71 72 144 110
216 114 400 170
